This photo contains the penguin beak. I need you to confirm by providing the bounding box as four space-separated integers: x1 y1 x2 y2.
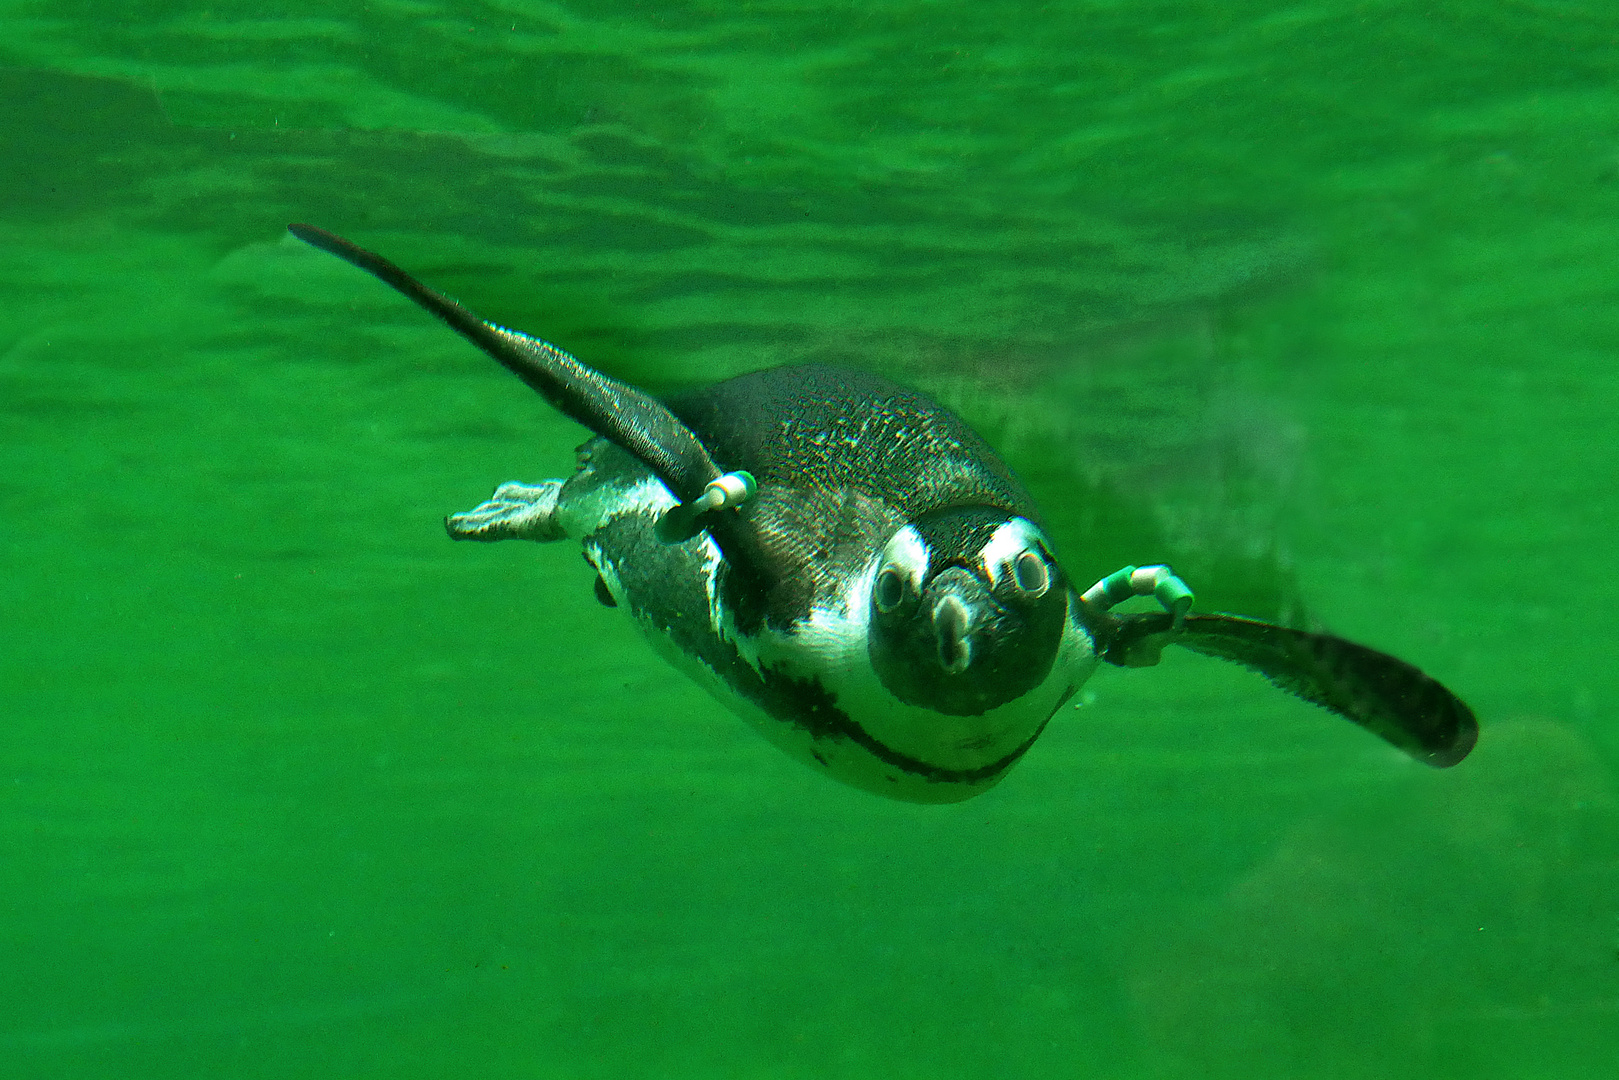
928 566 988 675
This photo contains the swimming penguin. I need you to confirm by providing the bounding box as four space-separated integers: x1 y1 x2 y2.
289 224 1477 803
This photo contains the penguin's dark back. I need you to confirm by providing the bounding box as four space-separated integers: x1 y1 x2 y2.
668 364 1040 524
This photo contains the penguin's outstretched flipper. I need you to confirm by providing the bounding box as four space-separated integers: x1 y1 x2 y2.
1103 612 1478 767
288 224 726 509
288 224 774 585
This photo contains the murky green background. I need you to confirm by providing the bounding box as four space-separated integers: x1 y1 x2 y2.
3 2 1617 1077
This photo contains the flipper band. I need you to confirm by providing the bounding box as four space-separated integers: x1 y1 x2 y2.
1081 564 1195 625
655 471 757 543
692 471 756 514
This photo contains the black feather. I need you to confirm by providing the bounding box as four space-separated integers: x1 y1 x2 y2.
1104 612 1477 767
288 224 722 503
288 224 778 590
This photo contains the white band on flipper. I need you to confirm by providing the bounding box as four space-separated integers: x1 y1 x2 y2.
693 471 756 513
1080 563 1194 625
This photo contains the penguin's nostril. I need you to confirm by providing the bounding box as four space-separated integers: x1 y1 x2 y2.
933 594 972 674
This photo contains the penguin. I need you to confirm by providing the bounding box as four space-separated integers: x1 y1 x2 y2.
288 224 1478 803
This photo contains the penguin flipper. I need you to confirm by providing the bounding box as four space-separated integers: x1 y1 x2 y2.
1104 612 1478 767
287 224 722 506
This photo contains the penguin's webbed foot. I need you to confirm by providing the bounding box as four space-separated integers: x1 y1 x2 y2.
446 480 565 542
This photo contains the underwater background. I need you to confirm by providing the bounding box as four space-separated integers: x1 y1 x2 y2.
3 1 1617 1076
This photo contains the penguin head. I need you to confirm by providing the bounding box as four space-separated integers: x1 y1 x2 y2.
866 508 1069 716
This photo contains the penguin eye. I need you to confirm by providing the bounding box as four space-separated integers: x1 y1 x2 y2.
1009 550 1051 598
874 566 907 613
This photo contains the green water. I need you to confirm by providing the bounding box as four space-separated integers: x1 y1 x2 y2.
3 2 1617 1076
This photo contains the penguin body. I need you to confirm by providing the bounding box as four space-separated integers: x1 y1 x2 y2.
289 224 1479 802
505 366 1100 802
